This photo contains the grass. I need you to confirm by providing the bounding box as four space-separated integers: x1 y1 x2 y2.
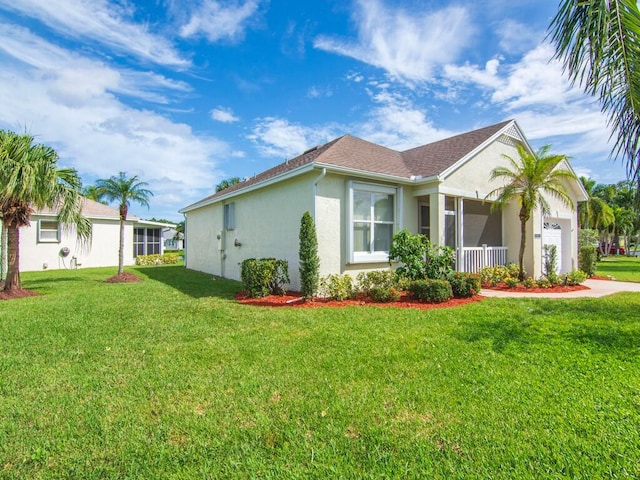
1 265 639 478
597 255 640 282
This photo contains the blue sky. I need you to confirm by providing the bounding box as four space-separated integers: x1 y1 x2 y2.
0 0 624 221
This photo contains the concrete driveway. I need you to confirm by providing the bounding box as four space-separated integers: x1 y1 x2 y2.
481 278 640 299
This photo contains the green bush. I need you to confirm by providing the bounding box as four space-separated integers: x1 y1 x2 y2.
240 258 290 298
579 245 597 277
536 277 551 289
578 229 599 249
479 263 521 287
504 277 520 288
448 272 481 298
135 253 179 266
299 212 320 299
409 279 452 303
388 229 429 280
356 270 398 295
523 276 536 288
564 269 588 286
369 286 401 303
320 274 356 301
425 245 455 280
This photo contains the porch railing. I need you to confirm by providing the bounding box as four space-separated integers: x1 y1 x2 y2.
460 245 507 273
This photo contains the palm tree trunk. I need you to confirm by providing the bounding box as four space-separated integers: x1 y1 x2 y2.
518 207 529 281
5 224 21 291
1 224 7 281
118 218 124 275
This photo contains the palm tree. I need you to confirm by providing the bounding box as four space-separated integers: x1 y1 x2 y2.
487 144 576 280
548 1 640 178
215 176 241 193
578 176 614 230
95 172 153 275
83 185 107 204
0 130 91 291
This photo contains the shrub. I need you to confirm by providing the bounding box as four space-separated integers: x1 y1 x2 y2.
578 229 599 249
299 212 320 299
448 272 481 298
135 253 179 266
356 270 398 296
369 286 401 303
536 277 551 288
425 245 455 280
504 277 520 288
388 229 429 280
523 276 536 289
479 264 521 287
409 279 452 303
240 258 290 298
320 274 356 301
579 245 597 277
543 244 558 279
564 269 588 286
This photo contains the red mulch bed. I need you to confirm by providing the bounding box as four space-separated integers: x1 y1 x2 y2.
236 291 484 310
482 282 589 293
104 272 142 283
589 275 612 281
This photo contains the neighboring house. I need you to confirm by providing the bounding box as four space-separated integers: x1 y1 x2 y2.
2 198 172 273
162 226 184 251
180 120 588 290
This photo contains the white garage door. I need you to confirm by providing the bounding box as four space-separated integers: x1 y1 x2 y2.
542 222 562 274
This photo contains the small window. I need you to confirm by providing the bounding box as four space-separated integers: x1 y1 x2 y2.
223 203 235 230
38 220 60 243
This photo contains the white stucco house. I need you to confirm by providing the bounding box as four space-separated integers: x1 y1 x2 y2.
180 120 588 290
1 198 174 273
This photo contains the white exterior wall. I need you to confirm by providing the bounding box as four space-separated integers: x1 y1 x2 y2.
443 140 521 196
185 174 314 290
17 215 134 272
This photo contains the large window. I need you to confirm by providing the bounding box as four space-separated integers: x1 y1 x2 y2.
350 182 396 262
38 219 60 243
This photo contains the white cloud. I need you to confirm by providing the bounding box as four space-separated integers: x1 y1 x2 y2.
248 118 340 158
0 0 189 67
496 19 541 55
314 0 474 81
356 89 454 150
180 0 260 43
0 28 229 220
211 106 240 123
307 86 333 99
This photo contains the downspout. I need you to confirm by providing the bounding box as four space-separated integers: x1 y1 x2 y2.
312 167 327 221
182 213 187 268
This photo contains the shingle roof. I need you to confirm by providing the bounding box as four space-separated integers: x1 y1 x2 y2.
36 197 139 220
401 120 513 177
184 119 514 210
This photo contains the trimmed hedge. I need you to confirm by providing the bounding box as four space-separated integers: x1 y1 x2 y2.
135 253 179 266
448 272 481 298
240 258 290 298
409 279 452 303
579 245 597 277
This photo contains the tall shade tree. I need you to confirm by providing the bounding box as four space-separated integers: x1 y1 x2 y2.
487 144 576 281
548 0 640 178
95 172 153 275
83 185 107 204
0 130 91 291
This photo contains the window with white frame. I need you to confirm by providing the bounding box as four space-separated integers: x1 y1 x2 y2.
223 203 235 230
38 219 60 243
350 182 397 262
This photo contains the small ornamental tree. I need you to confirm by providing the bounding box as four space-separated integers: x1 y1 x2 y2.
299 211 320 299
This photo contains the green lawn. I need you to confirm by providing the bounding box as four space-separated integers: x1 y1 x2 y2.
1 266 639 478
597 255 640 282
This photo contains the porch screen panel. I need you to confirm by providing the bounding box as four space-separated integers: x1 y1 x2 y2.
134 228 145 257
463 200 502 247
147 228 161 255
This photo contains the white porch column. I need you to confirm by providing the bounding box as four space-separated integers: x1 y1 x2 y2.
429 193 444 245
